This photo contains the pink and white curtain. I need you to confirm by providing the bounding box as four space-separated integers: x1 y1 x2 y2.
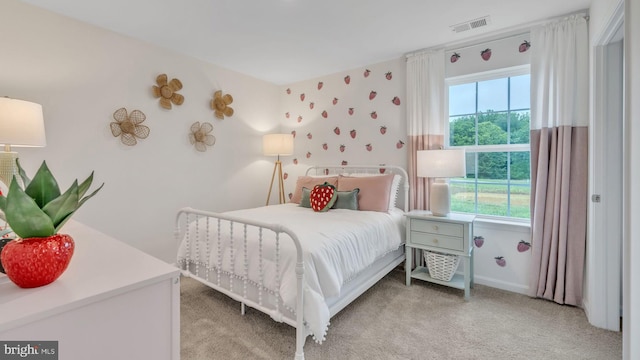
528 15 589 306
406 50 445 210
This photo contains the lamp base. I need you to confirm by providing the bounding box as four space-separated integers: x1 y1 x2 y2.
430 180 450 217
0 151 20 188
266 160 286 205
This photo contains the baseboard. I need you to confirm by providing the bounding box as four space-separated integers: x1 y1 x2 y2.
472 274 529 295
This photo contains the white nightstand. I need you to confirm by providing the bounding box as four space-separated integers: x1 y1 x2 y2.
405 211 475 300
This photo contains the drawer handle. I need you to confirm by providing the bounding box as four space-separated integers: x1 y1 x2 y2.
433 238 439 244
432 225 439 231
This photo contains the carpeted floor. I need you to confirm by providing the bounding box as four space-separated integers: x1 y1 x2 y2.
180 269 621 360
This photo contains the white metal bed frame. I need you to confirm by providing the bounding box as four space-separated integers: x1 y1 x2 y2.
175 165 409 360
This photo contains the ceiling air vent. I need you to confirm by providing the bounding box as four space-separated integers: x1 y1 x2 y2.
450 15 492 33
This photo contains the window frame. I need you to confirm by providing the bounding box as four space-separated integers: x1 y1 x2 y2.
445 65 531 223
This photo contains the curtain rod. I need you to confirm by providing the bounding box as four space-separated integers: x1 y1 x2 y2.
406 11 588 58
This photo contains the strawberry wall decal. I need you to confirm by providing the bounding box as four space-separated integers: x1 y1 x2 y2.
341 160 348 166
286 88 291 94
283 172 288 180
281 64 404 174
517 240 531 252
474 236 485 248
379 166 386 174
495 256 506 267
288 193 293 200
450 52 461 63
519 41 531 53
152 74 184 110
481 48 492 61
293 158 298 165
291 130 296 138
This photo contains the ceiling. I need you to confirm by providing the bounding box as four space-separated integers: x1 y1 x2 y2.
20 0 591 85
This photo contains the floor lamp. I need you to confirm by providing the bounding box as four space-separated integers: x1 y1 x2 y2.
0 98 46 188
417 149 466 216
263 133 293 205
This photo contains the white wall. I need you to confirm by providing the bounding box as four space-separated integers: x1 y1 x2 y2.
279 58 407 195
1 0 280 262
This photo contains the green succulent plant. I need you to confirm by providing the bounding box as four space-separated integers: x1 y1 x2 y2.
0 160 103 239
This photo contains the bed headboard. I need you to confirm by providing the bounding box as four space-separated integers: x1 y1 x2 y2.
305 165 409 212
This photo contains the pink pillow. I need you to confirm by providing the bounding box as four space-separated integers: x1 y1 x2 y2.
290 176 339 204
337 174 394 212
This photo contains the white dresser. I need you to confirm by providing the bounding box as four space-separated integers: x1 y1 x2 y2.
0 220 181 360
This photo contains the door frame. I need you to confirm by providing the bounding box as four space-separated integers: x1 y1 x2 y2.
586 1 624 331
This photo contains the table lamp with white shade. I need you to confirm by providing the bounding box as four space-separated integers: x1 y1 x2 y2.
0 98 46 187
417 149 466 216
263 133 293 205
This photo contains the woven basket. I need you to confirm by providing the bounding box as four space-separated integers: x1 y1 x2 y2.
424 251 460 282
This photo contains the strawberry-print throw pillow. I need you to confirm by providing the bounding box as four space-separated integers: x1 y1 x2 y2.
310 182 337 212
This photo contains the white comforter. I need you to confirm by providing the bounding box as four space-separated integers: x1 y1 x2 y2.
177 204 403 342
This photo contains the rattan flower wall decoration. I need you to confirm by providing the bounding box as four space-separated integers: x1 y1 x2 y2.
211 90 234 119
110 108 150 146
152 74 184 110
189 121 216 152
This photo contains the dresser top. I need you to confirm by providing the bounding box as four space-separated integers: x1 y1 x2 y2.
0 220 179 332
405 210 476 224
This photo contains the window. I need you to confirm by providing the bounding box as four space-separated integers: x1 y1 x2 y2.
447 66 531 220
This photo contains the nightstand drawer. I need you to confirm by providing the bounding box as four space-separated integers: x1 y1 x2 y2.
409 231 463 251
411 220 463 237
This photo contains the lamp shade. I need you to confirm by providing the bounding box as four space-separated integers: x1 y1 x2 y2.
417 149 466 178
0 98 46 147
263 133 293 156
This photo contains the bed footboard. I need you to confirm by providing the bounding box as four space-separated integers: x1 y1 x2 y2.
174 207 307 360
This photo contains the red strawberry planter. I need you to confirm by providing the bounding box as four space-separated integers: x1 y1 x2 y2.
0 160 102 289
1 234 75 288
